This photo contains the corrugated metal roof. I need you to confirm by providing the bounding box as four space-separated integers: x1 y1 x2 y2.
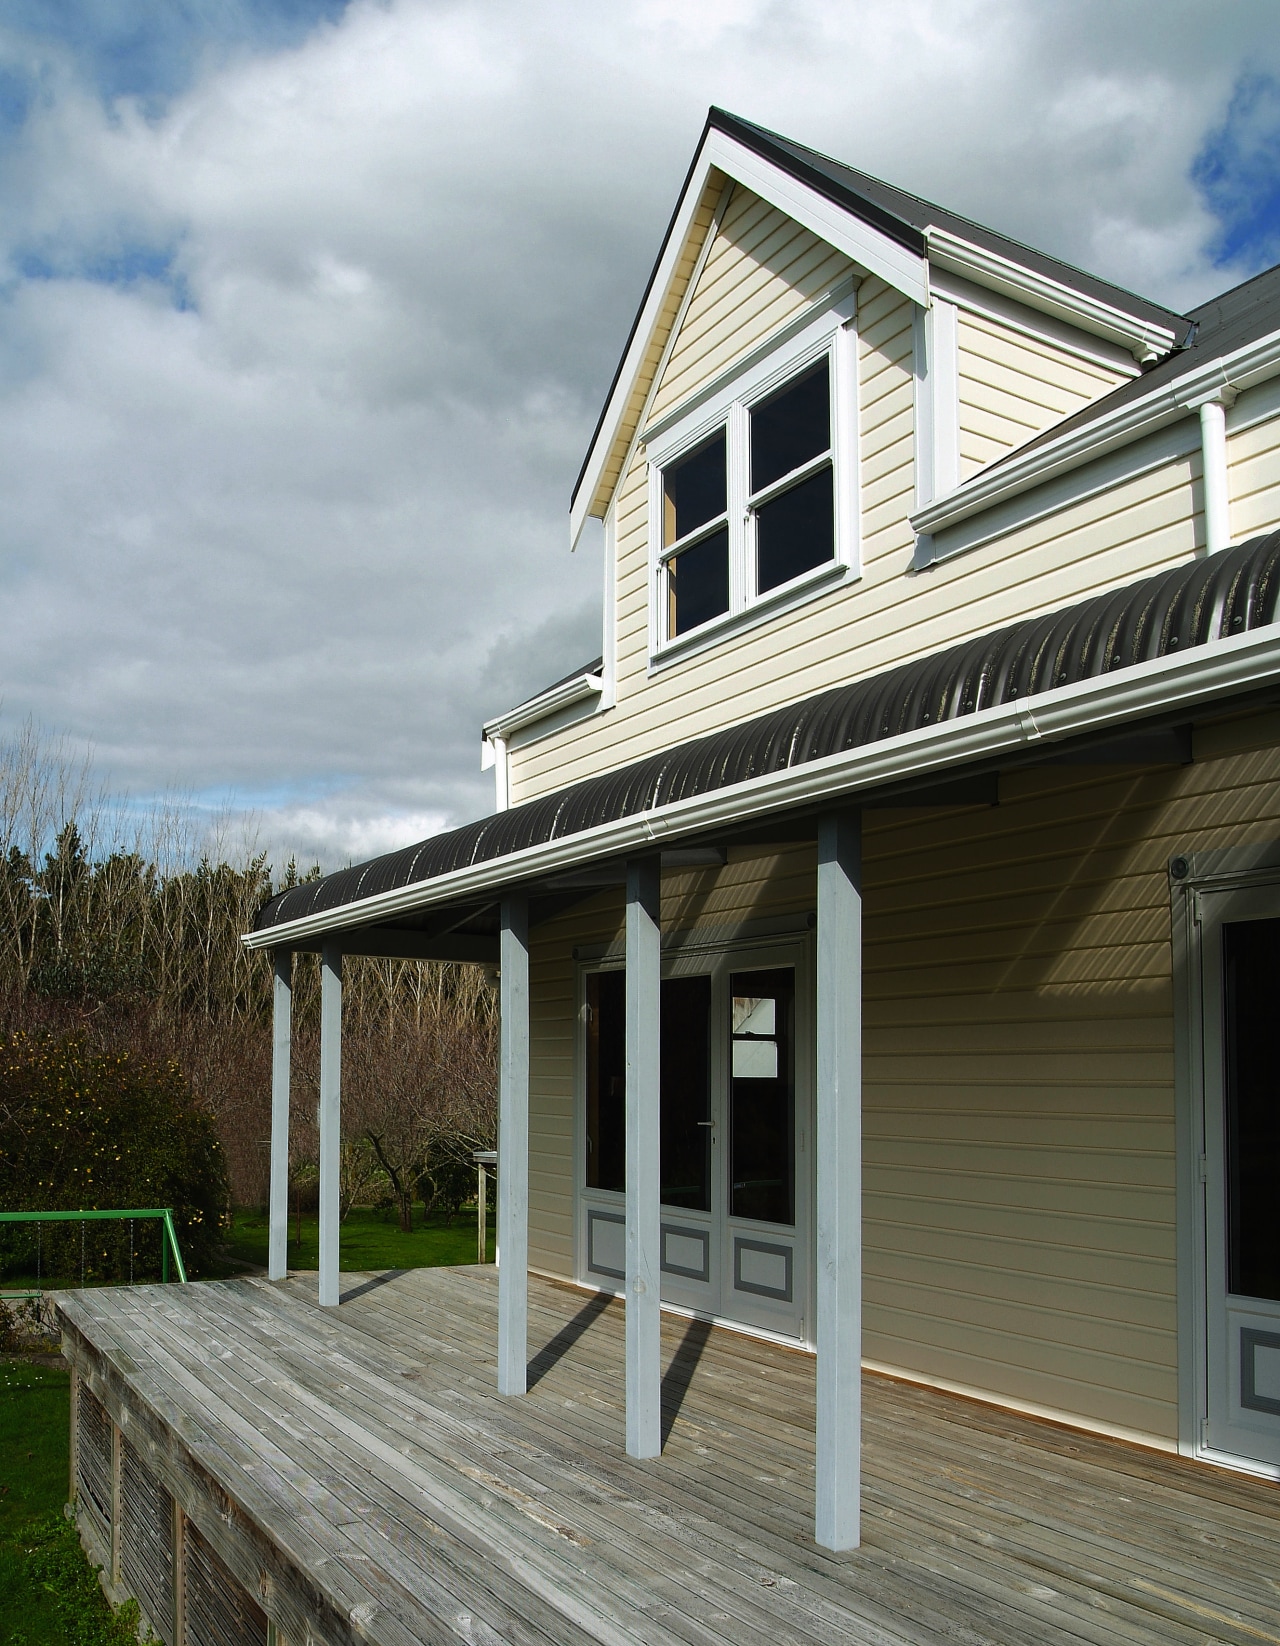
255 531 1280 933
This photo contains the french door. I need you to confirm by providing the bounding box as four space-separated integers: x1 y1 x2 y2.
1199 884 1280 1468
580 943 811 1343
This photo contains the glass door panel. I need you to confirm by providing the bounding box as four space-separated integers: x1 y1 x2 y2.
1222 920 1280 1304
585 969 625 1193
1201 891 1280 1469
729 968 795 1226
660 975 712 1211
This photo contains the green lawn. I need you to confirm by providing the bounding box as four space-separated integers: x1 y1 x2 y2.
0 1358 134 1645
226 1203 494 1273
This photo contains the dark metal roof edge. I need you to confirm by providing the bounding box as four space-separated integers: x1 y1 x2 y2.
571 107 1189 516
254 532 1280 935
707 109 927 257
569 110 718 511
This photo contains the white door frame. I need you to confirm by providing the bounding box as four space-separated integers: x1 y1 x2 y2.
1171 839 1280 1478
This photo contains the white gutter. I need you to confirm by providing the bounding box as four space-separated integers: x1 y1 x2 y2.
925 227 1179 364
911 326 1280 542
245 625 1280 951
482 672 603 743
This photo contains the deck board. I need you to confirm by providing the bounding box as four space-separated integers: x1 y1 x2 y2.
57 1267 1280 1646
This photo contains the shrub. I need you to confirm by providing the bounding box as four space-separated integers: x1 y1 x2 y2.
0 1032 228 1280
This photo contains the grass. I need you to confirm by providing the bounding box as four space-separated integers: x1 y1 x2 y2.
0 1359 134 1646
225 1202 494 1273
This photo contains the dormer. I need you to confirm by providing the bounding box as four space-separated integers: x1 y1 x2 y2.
485 110 1191 810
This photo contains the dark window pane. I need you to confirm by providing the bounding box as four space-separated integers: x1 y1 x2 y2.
586 970 625 1192
730 967 794 1225
1222 918 1280 1301
661 975 711 1211
751 360 830 493
664 431 726 545
669 526 729 636
755 466 834 595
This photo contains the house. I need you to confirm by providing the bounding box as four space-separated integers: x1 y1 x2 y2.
58 110 1280 1645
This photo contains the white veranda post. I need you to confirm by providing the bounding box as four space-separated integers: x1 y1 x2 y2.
497 896 530 1397
625 856 662 1460
318 941 342 1308
268 949 292 1282
815 809 863 1551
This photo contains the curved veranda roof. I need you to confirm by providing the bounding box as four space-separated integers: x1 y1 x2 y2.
254 529 1280 939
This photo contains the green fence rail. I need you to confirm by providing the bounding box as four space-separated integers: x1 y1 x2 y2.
0 1208 187 1288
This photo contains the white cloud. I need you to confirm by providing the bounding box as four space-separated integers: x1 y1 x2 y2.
0 0 1277 870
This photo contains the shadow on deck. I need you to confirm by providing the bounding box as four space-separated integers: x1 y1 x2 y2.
58 1266 1280 1646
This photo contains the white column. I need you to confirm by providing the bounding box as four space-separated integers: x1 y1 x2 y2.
815 810 863 1551
268 949 292 1281
625 856 662 1460
497 896 529 1396
318 940 342 1308
1197 392 1235 555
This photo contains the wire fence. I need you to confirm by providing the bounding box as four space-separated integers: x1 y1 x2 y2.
0 1208 187 1293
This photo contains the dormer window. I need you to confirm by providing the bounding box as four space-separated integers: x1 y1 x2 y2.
647 290 857 665
664 431 730 636
750 360 834 595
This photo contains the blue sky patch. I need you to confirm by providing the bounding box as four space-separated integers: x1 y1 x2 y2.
1192 73 1280 273
15 237 193 309
3 0 350 110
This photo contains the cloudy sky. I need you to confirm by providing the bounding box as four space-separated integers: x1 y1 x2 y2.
1 1 1278 873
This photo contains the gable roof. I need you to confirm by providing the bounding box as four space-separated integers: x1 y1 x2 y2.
253 530 1280 943
570 108 1190 540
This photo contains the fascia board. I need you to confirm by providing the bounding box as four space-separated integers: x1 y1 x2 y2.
912 324 1280 539
569 146 725 548
926 227 1179 363
569 132 929 547
483 673 603 741
244 625 1280 951
700 131 928 308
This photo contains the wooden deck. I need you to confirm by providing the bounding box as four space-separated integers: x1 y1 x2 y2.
58 1266 1280 1646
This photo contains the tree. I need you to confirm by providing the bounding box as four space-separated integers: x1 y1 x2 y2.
0 1031 229 1279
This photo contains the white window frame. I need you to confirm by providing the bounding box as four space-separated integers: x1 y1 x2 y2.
645 288 860 670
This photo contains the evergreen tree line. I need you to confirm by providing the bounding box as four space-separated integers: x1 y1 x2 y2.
0 721 497 1276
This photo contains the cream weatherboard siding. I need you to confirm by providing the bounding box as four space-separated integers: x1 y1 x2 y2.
526 713 1280 1444
956 307 1130 480
1229 387 1280 543
647 185 853 425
